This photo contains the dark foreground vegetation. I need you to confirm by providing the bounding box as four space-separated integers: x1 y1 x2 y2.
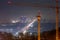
0 28 60 40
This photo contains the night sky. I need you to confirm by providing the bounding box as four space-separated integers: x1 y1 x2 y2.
0 0 60 35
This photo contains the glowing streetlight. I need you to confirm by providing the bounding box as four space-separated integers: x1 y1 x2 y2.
37 11 41 40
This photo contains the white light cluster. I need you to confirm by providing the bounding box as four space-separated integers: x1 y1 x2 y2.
11 16 36 24
23 30 27 35
15 17 37 36
30 32 32 35
11 20 20 23
20 18 36 31
30 24 33 27
0 29 13 33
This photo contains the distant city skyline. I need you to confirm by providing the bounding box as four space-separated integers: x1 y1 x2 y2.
0 0 60 36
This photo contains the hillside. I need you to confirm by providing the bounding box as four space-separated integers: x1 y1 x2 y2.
41 27 60 40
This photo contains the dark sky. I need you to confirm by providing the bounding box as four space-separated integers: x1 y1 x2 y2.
0 0 60 23
0 0 60 35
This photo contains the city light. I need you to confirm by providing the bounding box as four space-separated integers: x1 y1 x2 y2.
0 0 59 40
21 18 37 32
1 24 7 26
30 32 32 35
15 18 37 35
0 29 13 33
23 30 27 35
30 24 33 27
12 20 16 23
11 20 19 23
